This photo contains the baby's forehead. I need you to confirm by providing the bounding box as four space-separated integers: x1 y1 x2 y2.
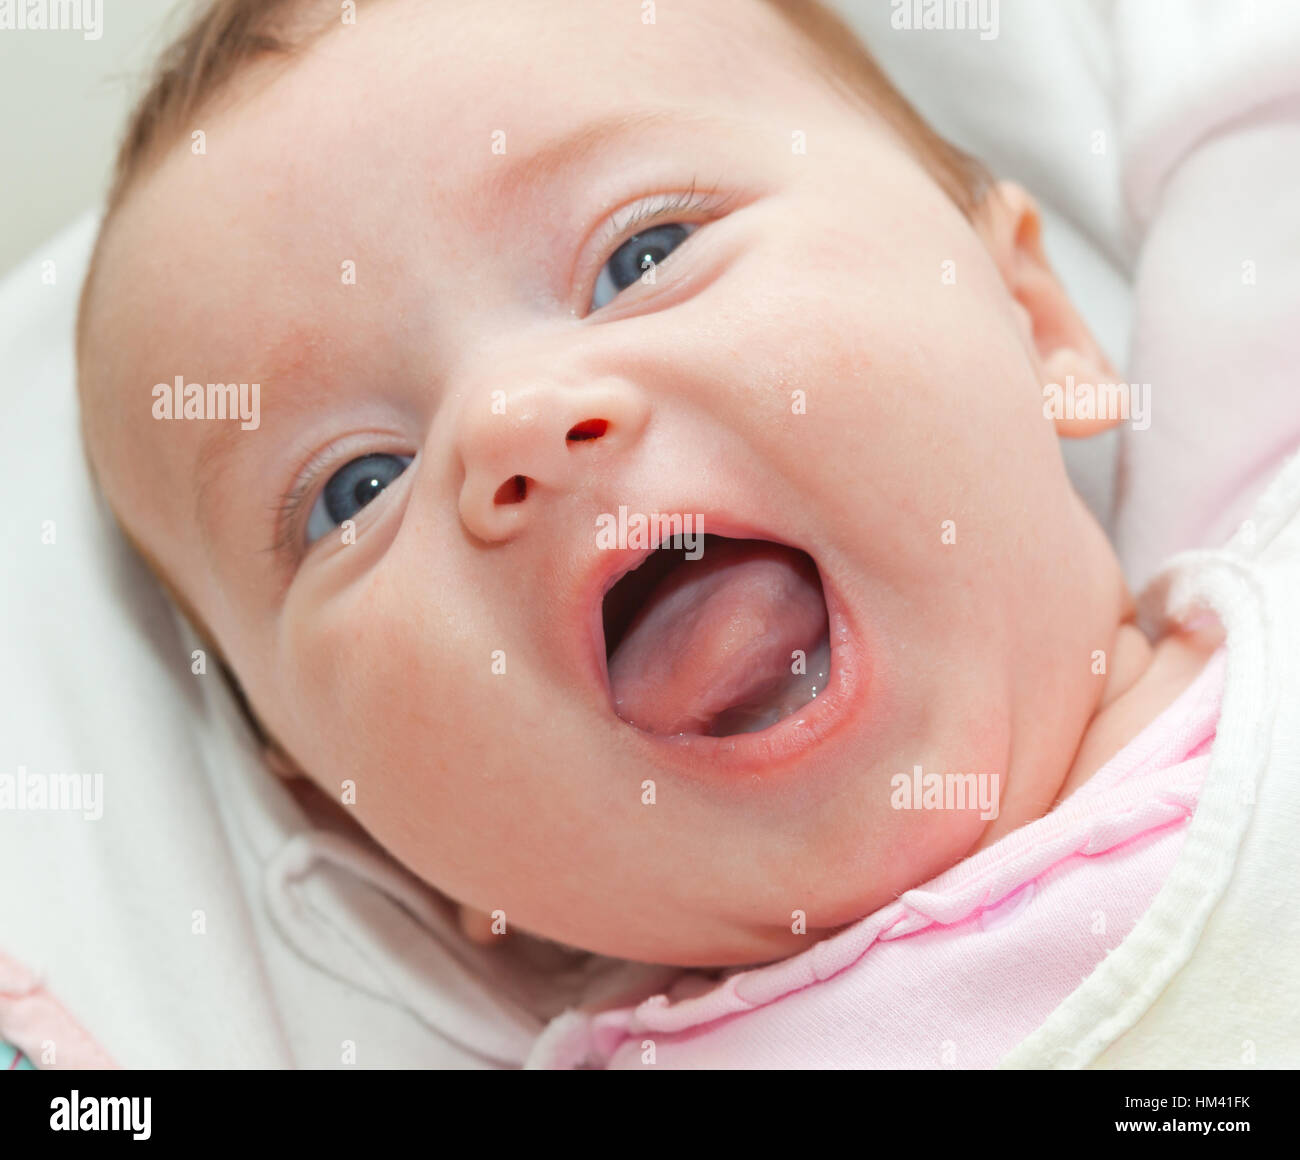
99 0 828 267
194 0 831 184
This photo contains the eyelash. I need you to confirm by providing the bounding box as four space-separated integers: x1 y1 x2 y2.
270 183 734 563
269 455 325 558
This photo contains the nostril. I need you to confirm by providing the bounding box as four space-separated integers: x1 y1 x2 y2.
493 474 530 506
566 418 609 443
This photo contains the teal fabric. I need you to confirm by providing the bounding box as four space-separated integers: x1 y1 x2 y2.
0 1040 36 1070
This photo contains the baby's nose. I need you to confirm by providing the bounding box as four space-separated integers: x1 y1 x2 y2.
455 378 649 542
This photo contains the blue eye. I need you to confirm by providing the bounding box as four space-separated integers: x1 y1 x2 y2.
590 222 696 312
306 453 413 544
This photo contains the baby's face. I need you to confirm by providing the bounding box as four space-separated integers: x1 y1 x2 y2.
87 0 1122 965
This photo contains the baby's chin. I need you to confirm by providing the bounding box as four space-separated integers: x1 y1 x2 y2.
678 803 998 968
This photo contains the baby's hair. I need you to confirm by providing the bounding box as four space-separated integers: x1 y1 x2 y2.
764 0 992 214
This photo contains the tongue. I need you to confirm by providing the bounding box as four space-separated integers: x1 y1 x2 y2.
606 540 829 735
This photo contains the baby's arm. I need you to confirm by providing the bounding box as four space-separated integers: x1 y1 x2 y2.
1111 0 1300 588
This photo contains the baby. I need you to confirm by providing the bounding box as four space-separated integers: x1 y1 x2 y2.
70 0 1298 1068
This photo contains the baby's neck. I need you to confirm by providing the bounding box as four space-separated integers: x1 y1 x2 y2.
973 616 1224 852
1060 617 1223 799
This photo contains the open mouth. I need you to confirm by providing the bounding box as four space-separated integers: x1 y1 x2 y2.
602 534 833 737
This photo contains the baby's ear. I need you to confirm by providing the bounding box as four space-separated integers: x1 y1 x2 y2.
978 180 1119 438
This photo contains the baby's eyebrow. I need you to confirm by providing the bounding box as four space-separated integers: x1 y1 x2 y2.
478 109 743 209
192 377 319 540
192 326 330 530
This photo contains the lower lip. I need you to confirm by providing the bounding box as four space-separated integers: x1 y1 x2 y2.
592 551 870 775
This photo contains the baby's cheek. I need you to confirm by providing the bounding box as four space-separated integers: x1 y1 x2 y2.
275 574 479 811
817 705 1010 925
280 563 580 905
